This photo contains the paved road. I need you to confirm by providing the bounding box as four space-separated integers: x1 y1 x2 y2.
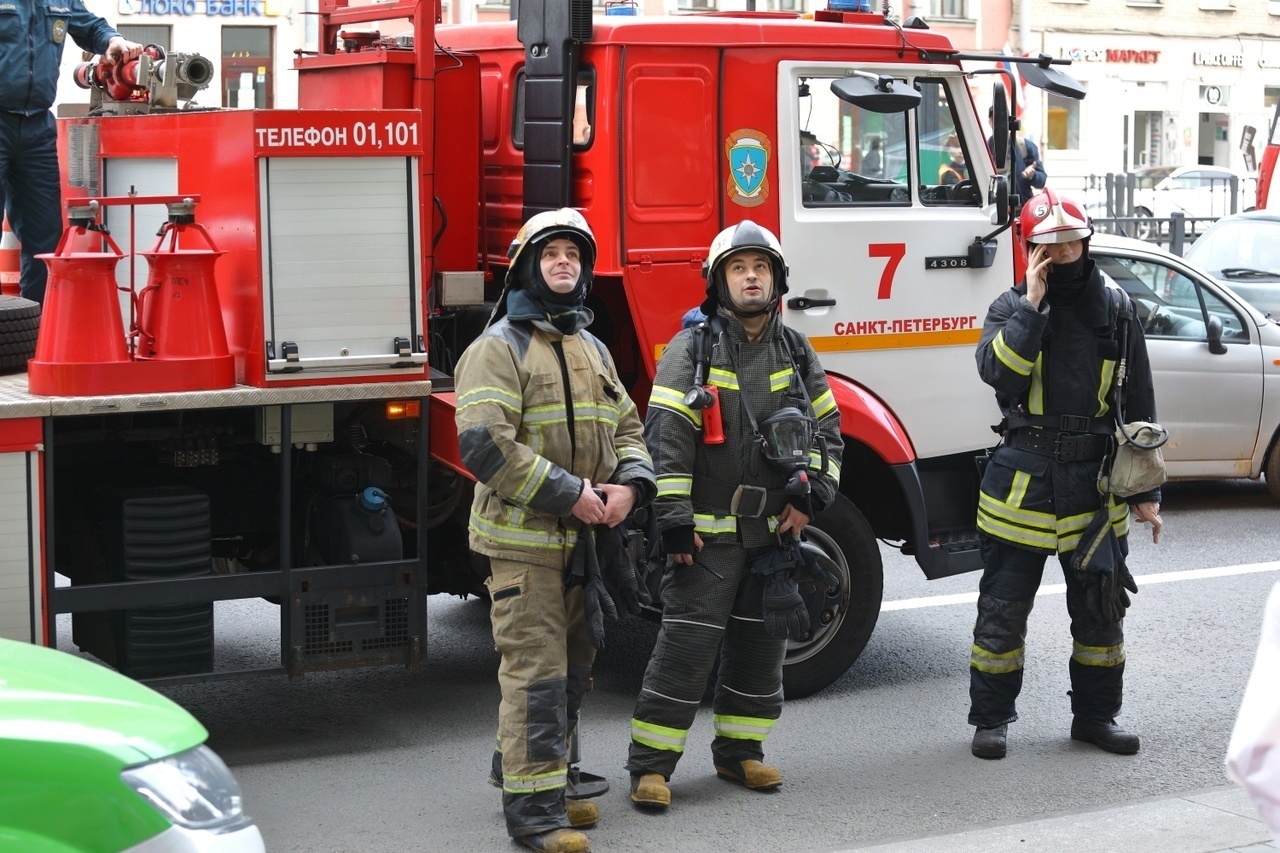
63 479 1280 852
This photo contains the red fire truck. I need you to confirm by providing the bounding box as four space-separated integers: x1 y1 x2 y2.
0 0 1080 697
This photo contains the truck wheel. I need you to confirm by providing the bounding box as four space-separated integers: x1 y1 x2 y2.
782 494 883 698
0 295 39 373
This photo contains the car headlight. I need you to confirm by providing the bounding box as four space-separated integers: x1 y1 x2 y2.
121 745 247 830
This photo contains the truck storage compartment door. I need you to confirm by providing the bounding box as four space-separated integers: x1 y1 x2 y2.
261 156 428 377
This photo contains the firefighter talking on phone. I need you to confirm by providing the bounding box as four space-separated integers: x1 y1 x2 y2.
968 190 1162 760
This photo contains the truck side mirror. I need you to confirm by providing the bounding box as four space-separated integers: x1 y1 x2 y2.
830 73 921 114
1018 56 1086 100
990 81 1009 170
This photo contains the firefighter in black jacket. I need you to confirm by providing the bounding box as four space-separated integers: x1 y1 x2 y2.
969 190 1163 760
626 221 842 809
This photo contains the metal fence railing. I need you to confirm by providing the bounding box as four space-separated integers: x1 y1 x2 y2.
1039 172 1259 254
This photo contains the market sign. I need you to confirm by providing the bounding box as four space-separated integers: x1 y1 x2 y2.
1057 48 1160 63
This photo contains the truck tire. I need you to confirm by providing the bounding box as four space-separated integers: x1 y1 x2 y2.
782 493 883 698
0 295 39 373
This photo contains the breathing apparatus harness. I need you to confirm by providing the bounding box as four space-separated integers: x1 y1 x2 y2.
683 314 828 515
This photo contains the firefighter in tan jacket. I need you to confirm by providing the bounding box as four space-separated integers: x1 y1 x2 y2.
454 209 655 853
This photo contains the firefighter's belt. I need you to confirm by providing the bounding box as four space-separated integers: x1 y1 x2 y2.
690 478 790 518
1009 429 1113 463
1005 413 1114 435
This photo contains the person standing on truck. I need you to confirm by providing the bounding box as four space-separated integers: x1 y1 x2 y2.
454 208 656 853
1 2 141 304
626 221 842 810
969 190 1163 760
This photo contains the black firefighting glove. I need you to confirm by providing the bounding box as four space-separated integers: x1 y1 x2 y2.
596 524 650 616
785 534 837 590
566 527 617 650
749 544 810 640
1071 507 1139 625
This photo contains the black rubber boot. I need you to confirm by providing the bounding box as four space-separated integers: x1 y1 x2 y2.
1070 718 1140 754
971 724 1008 759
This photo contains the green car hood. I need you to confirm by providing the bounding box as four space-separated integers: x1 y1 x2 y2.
0 639 206 765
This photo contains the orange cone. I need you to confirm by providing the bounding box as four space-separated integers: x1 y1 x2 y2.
0 216 19 297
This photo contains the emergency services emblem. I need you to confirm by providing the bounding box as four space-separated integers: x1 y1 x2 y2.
52 19 67 44
725 129 771 208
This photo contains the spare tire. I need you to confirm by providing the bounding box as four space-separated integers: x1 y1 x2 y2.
0 295 40 373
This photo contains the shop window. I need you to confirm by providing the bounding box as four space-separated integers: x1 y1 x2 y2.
1046 87 1083 151
1266 87 1280 110
680 0 716 8
768 0 803 11
117 25 171 53
222 26 273 109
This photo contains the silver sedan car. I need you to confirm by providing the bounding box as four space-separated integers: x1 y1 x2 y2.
1090 233 1280 499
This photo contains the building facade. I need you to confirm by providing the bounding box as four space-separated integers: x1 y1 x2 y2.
1017 0 1280 178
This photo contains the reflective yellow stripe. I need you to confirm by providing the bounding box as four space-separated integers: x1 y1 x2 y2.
503 769 568 794
1072 641 1125 667
992 330 1034 376
693 514 737 535
1111 500 1130 538
456 385 522 414
1028 356 1044 414
811 389 837 419
809 450 839 483
619 446 650 462
650 385 701 425
514 456 552 505
1008 471 1031 508
977 511 1058 550
769 368 793 392
656 475 692 498
970 644 1025 674
470 510 576 550
631 719 687 753
979 492 1056 530
1095 359 1116 417
708 367 739 391
713 714 776 742
525 403 621 427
